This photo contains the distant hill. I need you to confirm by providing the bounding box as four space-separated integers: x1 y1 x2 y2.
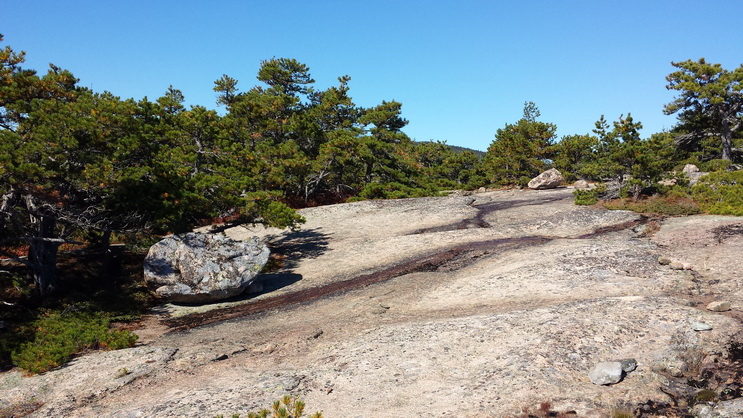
448 144 486 158
413 141 486 159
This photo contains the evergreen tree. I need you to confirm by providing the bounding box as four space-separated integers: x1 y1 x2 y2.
665 58 743 161
483 102 556 186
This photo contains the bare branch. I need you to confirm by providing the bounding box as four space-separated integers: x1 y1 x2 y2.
0 247 31 267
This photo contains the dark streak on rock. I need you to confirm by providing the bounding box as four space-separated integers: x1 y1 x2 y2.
412 195 570 235
163 236 550 332
163 198 645 333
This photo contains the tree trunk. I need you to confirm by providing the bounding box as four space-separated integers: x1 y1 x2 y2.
720 121 733 161
23 195 62 296
100 229 113 280
28 216 61 296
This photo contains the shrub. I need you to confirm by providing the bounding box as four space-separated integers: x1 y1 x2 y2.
357 182 432 200
692 171 743 215
699 159 732 172
216 395 322 418
11 311 137 374
603 196 701 216
573 184 607 206
573 188 599 205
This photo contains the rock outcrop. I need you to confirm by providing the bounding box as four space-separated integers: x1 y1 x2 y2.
4 190 742 417
682 164 709 186
528 168 564 189
144 233 269 303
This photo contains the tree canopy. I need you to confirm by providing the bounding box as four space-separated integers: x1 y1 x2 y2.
665 58 743 161
3 32 743 299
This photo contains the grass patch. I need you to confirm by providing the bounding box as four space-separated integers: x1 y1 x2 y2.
603 195 701 216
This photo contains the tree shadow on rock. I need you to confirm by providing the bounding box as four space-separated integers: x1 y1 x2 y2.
256 273 303 294
267 228 331 271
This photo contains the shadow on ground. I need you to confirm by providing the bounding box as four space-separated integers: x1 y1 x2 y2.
268 228 331 270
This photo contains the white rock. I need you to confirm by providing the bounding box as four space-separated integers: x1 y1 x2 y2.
692 321 713 331
682 164 700 173
588 361 624 385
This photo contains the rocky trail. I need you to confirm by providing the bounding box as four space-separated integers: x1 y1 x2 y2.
2 188 743 417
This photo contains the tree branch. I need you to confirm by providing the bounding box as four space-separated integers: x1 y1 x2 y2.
0 247 31 267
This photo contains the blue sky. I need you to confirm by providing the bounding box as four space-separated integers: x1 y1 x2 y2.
4 0 742 151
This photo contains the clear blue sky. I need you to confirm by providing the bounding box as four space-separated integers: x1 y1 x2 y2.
4 0 742 151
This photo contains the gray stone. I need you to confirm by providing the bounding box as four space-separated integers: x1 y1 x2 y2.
692 321 713 331
588 361 624 385
706 301 731 312
687 171 709 186
658 256 672 265
528 168 564 190
692 397 743 418
619 358 637 373
669 261 685 270
144 232 270 303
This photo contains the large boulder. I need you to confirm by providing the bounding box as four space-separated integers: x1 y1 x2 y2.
528 168 564 190
144 233 270 303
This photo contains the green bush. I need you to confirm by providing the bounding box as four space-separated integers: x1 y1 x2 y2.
699 159 732 172
216 395 322 418
692 171 743 216
603 196 701 216
357 182 432 200
11 311 137 374
573 188 599 205
573 184 607 206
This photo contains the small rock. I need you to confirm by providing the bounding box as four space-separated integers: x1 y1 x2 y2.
683 263 694 271
682 164 700 174
371 306 389 314
688 171 709 186
692 321 713 331
669 262 685 270
691 404 714 418
618 358 637 373
214 354 228 361
573 180 589 189
714 398 743 417
692 397 743 418
588 361 624 385
706 301 731 312
658 256 672 265
478 187 487 193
